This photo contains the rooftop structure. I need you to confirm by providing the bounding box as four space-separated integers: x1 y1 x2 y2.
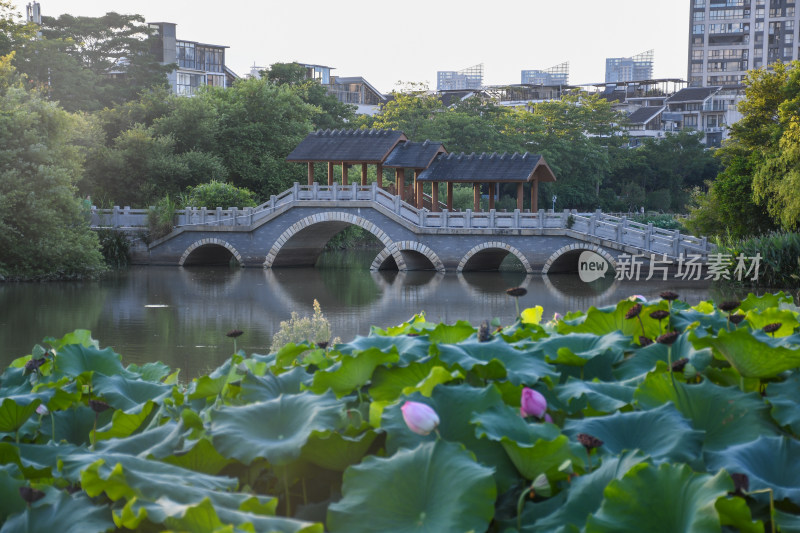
605 50 654 83
437 64 484 91
521 62 569 85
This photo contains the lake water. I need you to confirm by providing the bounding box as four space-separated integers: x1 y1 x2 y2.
0 251 739 378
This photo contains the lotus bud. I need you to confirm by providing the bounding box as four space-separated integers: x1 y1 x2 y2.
36 404 49 416
520 387 547 419
544 413 553 424
401 401 440 436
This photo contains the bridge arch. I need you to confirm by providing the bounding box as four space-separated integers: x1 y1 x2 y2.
179 238 243 266
542 244 617 275
457 242 533 273
372 241 445 272
264 212 404 268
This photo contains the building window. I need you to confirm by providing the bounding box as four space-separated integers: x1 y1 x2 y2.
207 74 225 88
786 33 795 44
176 72 203 96
177 42 195 70
685 115 698 128
692 63 704 72
692 50 704 59
695 0 706 6
756 7 765 17
695 10 707 20
693 24 706 34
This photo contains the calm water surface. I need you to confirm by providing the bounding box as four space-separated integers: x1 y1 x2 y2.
1 251 738 378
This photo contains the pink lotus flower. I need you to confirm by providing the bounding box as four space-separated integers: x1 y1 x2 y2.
36 404 49 416
520 387 547 419
401 401 440 436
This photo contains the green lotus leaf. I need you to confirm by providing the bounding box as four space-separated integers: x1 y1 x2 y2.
554 378 634 414
765 374 800 435
239 366 311 402
434 336 558 385
472 403 585 481
301 430 377 471
210 391 342 465
670 307 730 334
691 327 800 378
705 435 800 503
774 510 800 533
563 403 704 464
327 440 496 533
309 347 398 397
0 393 51 434
369 314 427 336
369 359 443 401
613 331 713 383
44 329 99 351
557 300 666 339
335 334 431 364
161 437 233 476
274 342 315 369
425 320 477 344
585 463 732 532
40 405 96 446
518 451 648 532
744 307 799 336
635 375 779 450
32 377 81 411
92 373 173 413
93 400 155 441
381 385 519 492
739 291 794 312
715 496 764 533
95 420 186 458
126 361 172 382
535 331 630 367
1 487 114 533
53 343 133 378
0 464 25 523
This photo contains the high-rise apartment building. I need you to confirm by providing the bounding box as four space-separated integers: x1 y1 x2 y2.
605 50 654 82
437 64 484 91
521 62 569 85
688 0 799 87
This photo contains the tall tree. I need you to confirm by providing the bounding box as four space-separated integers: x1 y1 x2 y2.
0 53 104 279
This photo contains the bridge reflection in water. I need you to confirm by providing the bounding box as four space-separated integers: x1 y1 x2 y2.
1 254 722 378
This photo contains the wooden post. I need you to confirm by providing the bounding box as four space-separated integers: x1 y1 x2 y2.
488 183 495 211
447 182 453 211
416 180 424 209
341 162 348 186
517 182 524 211
361 163 368 186
327 161 334 186
307 162 314 186
414 169 422 208
396 168 405 201
377 164 383 188
531 178 539 212
432 182 439 212
473 183 481 212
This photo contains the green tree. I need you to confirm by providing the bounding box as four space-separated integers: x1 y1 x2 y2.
181 181 258 208
0 53 104 279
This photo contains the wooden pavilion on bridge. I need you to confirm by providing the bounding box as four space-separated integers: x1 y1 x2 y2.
286 129 556 212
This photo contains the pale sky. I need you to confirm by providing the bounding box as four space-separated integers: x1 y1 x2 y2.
11 0 691 93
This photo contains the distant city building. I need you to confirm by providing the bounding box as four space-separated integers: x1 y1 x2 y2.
148 22 239 96
25 1 41 24
605 50 654 83
521 62 569 85
437 64 484 91
687 0 800 88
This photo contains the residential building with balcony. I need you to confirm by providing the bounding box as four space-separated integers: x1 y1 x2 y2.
688 0 800 88
148 22 239 96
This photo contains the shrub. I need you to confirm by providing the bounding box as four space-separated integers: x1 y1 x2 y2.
270 299 339 352
95 229 130 268
147 195 178 243
716 231 800 289
629 213 686 232
181 180 258 209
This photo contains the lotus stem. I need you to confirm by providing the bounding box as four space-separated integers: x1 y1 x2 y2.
283 467 291 516
516 485 534 531
50 412 55 445
748 488 775 533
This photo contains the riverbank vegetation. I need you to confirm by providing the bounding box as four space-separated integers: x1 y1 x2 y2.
2 293 800 531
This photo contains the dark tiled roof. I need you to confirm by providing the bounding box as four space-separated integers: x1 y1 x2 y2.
383 140 447 169
627 106 664 125
667 87 719 103
286 129 407 163
439 90 476 107
417 152 556 183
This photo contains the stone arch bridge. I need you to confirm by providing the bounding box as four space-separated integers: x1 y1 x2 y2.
91 183 712 274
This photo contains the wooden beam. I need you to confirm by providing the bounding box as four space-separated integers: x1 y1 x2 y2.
432 182 439 212
531 178 539 212
414 169 422 208
361 163 368 186
416 180 424 209
473 183 480 212
376 164 383 188
341 162 348 186
327 161 334 186
396 168 405 201
517 182 523 211
488 183 495 211
447 182 453 211
307 162 314 186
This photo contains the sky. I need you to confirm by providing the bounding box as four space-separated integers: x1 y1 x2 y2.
11 0 691 93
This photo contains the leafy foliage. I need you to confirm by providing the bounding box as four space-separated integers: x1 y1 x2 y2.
180 180 258 209
2 293 800 531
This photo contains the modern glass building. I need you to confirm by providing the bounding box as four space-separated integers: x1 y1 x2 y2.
437 64 484 91
688 0 799 87
521 62 569 85
605 50 654 83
